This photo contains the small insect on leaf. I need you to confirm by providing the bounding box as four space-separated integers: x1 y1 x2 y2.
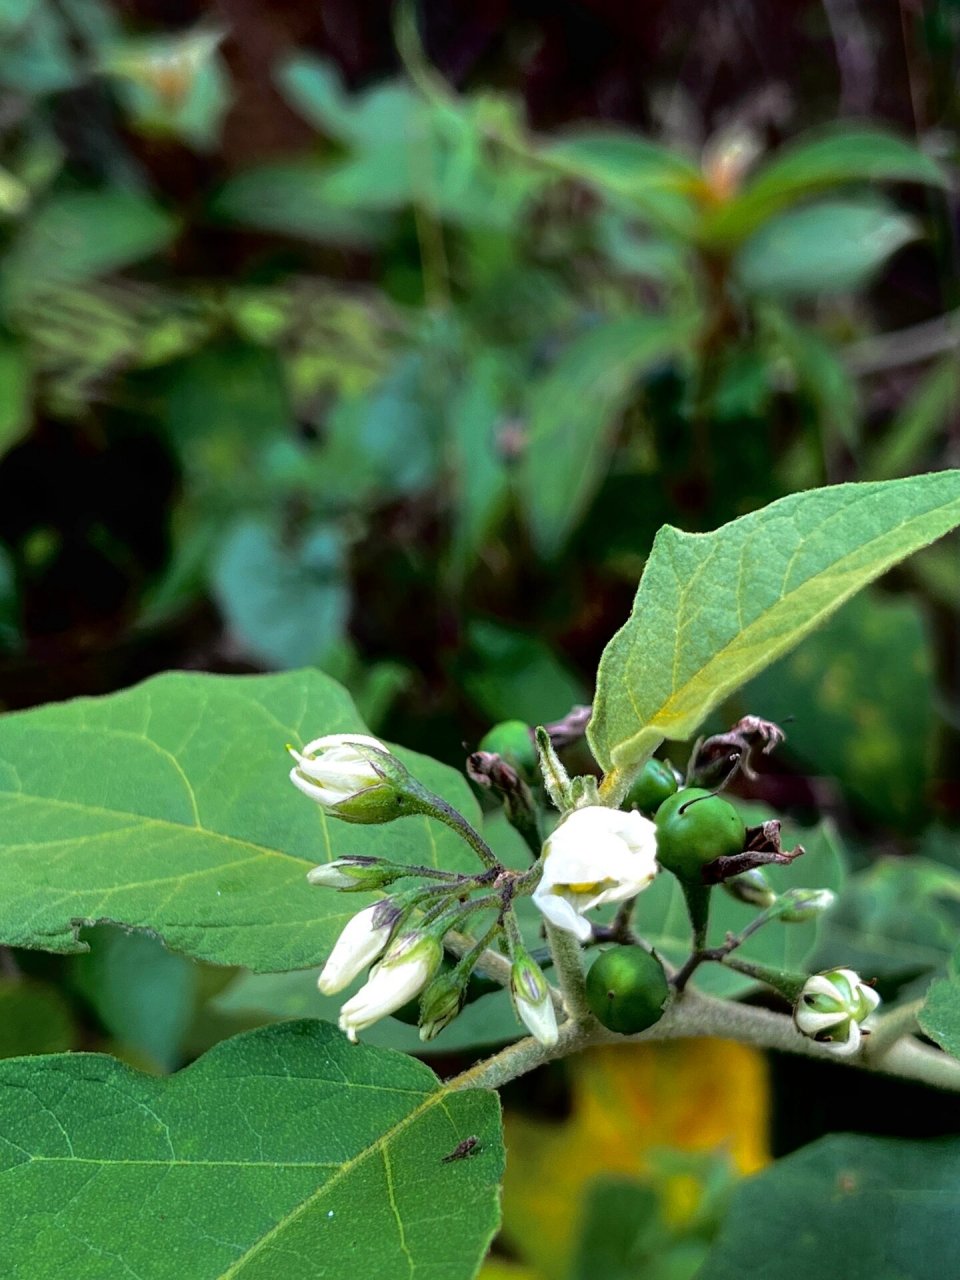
441 1136 480 1164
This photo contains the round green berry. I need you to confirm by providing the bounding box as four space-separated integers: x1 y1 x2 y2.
586 946 670 1034
478 720 538 781
654 787 746 883
625 758 679 816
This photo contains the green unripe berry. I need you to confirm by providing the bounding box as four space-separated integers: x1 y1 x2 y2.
478 720 538 781
654 787 746 883
586 946 670 1034
625 758 679 816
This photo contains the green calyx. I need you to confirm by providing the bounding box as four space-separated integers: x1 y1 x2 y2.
654 787 746 883
624 758 679 815
585 946 670 1035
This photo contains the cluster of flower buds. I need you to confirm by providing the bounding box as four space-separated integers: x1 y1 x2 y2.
794 968 880 1055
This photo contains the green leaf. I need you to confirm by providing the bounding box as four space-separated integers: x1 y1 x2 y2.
738 591 935 828
636 816 845 998
463 620 587 726
588 472 960 777
0 1020 503 1279
0 669 487 971
919 949 960 1058
2 191 176 306
448 351 511 584
865 357 960 481
211 162 387 245
211 519 349 670
540 131 701 238
736 200 918 296
698 1134 960 1280
816 856 960 982
0 335 30 459
705 128 946 245
519 314 698 558
0 978 73 1056
71 925 197 1072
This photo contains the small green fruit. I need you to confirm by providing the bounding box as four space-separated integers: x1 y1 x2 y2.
478 720 538 781
625 758 679 815
586 946 670 1034
654 787 746 883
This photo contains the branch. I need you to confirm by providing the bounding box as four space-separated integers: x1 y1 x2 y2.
445 988 960 1094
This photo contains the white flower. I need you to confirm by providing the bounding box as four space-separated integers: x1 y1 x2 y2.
532 806 659 942
511 955 558 1047
288 733 387 808
794 968 880 1056
317 902 396 995
338 933 441 1043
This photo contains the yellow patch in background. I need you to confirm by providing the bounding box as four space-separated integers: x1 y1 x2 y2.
497 1038 769 1279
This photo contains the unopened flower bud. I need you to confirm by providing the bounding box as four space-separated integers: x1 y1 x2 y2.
723 868 777 908
794 968 880 1056
338 932 442 1043
317 900 400 996
510 952 558 1046
306 856 405 892
288 734 413 824
778 888 837 923
418 965 469 1042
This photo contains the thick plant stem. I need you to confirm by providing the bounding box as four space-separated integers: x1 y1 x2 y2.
863 997 924 1063
545 922 592 1023
445 988 960 1095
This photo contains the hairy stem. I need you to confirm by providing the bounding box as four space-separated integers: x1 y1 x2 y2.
863 997 924 1062
446 988 960 1095
545 922 592 1023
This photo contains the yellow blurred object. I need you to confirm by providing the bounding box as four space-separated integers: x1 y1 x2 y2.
477 1261 540 1280
500 1038 769 1279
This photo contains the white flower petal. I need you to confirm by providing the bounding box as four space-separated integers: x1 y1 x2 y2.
337 944 435 1041
516 992 559 1046
317 904 393 995
795 1007 847 1036
532 885 593 941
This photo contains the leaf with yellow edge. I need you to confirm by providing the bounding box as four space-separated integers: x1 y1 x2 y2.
589 472 960 781
499 1040 769 1280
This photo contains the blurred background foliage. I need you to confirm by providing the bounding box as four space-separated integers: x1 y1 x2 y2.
3 2 960 1276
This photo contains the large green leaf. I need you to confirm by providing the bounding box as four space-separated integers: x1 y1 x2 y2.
919 949 960 1058
738 591 935 829
0 670 486 971
698 1134 960 1280
704 127 946 245
588 472 960 778
735 199 918 297
211 161 387 245
0 1020 503 1279
519 313 698 558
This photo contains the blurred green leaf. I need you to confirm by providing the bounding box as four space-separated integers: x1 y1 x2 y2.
866 357 960 481
71 925 197 1072
0 977 73 1056
279 55 421 145
2 191 177 306
705 127 946 245
0 670 488 972
540 131 701 237
698 1134 960 1280
589 473 960 776
463 620 587 726
211 519 349 670
520 313 698 558
211 161 387 244
736 200 918 296
767 310 859 449
448 350 511 582
816 856 960 981
0 334 29 458
0 1021 504 1279
739 591 935 828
